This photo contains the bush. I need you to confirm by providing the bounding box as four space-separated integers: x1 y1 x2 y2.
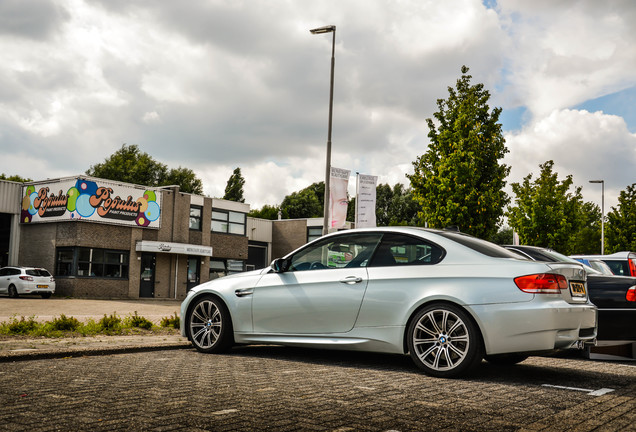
160 313 180 329
6 316 39 334
50 314 81 332
125 311 153 330
99 313 122 333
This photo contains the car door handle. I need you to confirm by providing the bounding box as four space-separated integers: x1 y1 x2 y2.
340 276 363 285
235 288 254 297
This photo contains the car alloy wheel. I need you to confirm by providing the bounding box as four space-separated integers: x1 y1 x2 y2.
407 303 483 378
188 295 233 353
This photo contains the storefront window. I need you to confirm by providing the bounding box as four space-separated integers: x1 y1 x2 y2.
209 259 245 279
55 247 129 279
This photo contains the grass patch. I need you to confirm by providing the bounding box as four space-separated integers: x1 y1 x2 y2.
0 312 180 339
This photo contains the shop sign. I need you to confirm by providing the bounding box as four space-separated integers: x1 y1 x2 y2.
136 241 213 257
20 177 162 228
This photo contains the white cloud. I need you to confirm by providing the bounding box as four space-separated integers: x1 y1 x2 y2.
505 109 636 210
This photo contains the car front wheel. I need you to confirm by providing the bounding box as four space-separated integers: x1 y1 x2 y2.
407 303 483 378
187 295 234 353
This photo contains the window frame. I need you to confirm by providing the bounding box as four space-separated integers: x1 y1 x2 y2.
189 205 203 231
211 209 246 236
55 247 130 279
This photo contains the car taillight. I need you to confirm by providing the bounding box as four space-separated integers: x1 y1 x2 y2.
515 273 568 293
627 287 636 302
19 275 34 281
629 259 636 277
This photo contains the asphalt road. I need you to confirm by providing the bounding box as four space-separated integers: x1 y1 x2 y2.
1 346 634 431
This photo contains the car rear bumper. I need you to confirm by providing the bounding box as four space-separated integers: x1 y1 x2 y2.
597 308 636 340
469 299 597 355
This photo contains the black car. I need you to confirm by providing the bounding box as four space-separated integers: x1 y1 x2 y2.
505 245 636 341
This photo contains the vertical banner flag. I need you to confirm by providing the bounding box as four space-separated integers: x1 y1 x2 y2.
329 167 351 229
356 174 377 228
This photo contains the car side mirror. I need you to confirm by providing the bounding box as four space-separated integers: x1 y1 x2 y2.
272 258 291 273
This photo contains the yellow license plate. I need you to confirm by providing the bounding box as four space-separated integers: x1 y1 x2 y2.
570 282 586 297
37 285 48 289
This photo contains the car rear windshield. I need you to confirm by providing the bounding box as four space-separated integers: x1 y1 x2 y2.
436 231 522 259
26 269 51 277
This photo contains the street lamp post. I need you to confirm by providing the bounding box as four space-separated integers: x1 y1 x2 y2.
589 180 605 254
310 24 336 235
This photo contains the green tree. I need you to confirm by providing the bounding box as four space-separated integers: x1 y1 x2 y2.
376 183 420 226
606 183 636 253
223 167 245 203
507 160 585 254
86 144 203 194
164 167 203 195
0 174 32 182
280 188 323 219
408 66 510 239
570 201 602 254
490 227 513 245
248 204 281 220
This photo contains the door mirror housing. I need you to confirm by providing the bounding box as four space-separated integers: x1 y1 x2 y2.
271 258 291 273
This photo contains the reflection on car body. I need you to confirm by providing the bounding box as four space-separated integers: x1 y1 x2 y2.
181 228 597 378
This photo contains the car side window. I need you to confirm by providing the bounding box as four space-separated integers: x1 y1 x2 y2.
289 233 382 271
369 233 444 267
0 269 6 276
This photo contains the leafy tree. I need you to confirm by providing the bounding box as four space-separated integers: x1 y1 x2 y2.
570 201 602 254
86 144 204 194
606 183 636 253
0 174 32 182
408 66 510 239
163 167 203 195
223 167 245 203
507 160 586 254
376 183 420 226
490 226 513 245
248 204 281 220
280 188 323 219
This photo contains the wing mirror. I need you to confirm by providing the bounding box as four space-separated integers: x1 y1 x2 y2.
271 258 291 273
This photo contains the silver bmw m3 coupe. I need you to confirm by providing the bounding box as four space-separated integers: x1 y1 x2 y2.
181 227 597 378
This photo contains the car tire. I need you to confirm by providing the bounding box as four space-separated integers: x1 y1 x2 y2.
187 295 234 353
484 353 529 365
8 285 18 298
407 303 483 378
40 293 52 299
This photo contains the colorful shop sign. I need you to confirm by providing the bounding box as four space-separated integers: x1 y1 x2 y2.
20 177 161 228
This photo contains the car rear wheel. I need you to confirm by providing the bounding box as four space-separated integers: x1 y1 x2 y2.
40 292 52 299
8 285 18 298
187 295 234 353
407 303 483 378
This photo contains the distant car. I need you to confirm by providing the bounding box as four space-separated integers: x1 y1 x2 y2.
181 227 597 378
505 245 636 341
571 257 614 275
0 266 56 299
571 252 636 277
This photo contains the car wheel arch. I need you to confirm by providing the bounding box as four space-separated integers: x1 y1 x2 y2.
402 300 485 356
185 292 235 343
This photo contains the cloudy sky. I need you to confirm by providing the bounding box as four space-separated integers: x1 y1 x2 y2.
1 0 635 214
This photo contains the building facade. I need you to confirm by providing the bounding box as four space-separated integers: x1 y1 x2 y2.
13 176 250 299
1 176 352 299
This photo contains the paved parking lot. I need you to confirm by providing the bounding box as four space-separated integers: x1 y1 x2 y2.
0 346 634 431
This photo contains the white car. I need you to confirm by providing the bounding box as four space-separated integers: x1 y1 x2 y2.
0 266 56 299
181 227 597 378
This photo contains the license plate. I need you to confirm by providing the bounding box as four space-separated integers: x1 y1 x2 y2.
570 282 586 297
37 285 48 289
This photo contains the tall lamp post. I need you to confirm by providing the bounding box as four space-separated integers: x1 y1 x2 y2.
310 24 336 235
589 179 605 254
